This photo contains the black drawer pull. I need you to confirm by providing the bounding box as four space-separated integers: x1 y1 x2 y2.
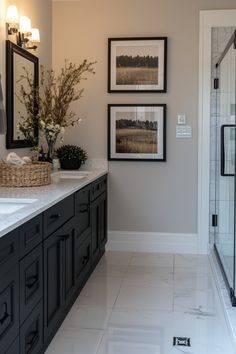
82 256 89 265
50 213 62 220
26 330 39 349
79 203 89 213
26 275 38 289
0 302 9 325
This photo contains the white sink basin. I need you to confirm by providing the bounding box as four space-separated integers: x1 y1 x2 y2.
0 198 38 214
52 171 92 180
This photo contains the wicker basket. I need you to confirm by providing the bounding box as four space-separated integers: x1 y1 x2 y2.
0 162 51 187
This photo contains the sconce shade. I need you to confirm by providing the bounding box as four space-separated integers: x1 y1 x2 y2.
20 16 31 33
29 28 40 43
6 5 19 23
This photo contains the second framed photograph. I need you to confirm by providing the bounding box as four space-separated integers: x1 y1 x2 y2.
108 37 167 93
108 104 166 161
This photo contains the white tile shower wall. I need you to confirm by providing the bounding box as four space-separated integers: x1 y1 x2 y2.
210 27 235 244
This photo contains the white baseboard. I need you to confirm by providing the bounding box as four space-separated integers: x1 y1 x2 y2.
107 230 198 254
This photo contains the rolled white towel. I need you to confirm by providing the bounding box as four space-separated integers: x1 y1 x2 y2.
22 156 32 163
6 152 26 165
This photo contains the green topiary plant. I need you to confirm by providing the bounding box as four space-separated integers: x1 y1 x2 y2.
56 144 88 164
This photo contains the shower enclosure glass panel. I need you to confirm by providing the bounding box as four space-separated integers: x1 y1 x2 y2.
214 31 236 303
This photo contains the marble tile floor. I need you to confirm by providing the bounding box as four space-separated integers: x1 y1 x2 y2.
45 251 236 354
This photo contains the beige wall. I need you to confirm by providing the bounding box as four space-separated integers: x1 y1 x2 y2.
0 0 52 158
52 0 236 235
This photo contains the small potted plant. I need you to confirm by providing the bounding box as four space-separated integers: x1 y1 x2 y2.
56 144 88 170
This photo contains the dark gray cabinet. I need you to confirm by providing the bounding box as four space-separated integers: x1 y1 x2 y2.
20 300 43 354
75 185 92 289
0 266 19 353
91 175 107 268
19 244 43 324
0 229 19 354
43 225 64 343
63 220 76 309
0 173 107 354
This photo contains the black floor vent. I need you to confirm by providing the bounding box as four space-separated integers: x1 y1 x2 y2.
173 337 191 347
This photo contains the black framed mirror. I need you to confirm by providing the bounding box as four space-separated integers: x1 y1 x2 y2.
6 40 39 149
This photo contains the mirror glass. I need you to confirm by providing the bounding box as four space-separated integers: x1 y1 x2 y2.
13 53 35 140
6 40 39 149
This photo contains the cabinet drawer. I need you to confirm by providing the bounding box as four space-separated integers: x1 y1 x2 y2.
43 195 75 238
91 175 107 201
75 184 91 239
19 245 43 324
0 229 19 275
19 215 42 259
5 336 19 354
75 236 91 283
20 301 43 354
0 267 19 352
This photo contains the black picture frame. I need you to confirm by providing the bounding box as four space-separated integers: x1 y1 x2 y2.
6 40 39 149
108 104 166 161
108 37 167 93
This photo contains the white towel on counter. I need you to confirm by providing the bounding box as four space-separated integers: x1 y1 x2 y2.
6 152 26 165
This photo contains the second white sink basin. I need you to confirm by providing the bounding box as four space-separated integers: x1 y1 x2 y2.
52 171 92 180
0 198 38 214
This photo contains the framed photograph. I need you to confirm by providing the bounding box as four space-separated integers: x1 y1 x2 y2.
108 37 167 93
108 104 166 161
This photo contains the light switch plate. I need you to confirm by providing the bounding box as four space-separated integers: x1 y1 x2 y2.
177 115 186 125
176 125 192 138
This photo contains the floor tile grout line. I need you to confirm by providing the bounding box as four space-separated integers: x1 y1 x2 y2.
95 329 106 354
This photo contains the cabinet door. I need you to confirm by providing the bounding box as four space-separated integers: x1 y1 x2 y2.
75 185 91 243
75 235 91 291
0 229 19 275
91 198 100 267
99 192 107 253
63 219 76 309
19 244 43 324
19 215 42 259
43 227 64 342
20 301 43 354
0 267 19 353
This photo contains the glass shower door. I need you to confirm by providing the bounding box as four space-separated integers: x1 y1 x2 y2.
214 31 236 303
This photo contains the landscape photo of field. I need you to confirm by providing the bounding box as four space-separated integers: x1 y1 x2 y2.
116 45 159 86
115 112 158 154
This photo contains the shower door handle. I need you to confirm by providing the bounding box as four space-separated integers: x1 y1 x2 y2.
221 125 235 177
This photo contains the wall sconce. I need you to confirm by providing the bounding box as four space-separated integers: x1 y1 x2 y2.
6 6 40 51
18 16 32 48
26 28 40 50
6 5 19 35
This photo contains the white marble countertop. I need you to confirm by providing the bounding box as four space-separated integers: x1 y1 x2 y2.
0 168 108 238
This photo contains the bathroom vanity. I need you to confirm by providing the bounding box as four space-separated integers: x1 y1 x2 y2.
0 170 107 353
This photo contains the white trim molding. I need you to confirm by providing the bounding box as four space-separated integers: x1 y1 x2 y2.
198 10 236 254
107 231 198 254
